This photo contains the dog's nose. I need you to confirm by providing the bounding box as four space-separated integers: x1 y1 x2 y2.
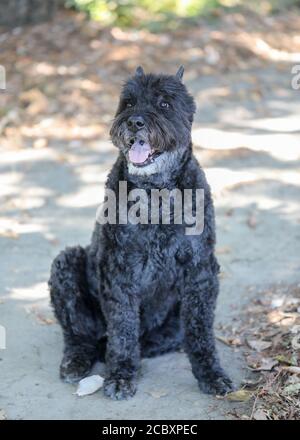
127 116 145 131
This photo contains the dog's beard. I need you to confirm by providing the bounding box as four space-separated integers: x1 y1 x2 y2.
110 115 184 175
127 149 182 176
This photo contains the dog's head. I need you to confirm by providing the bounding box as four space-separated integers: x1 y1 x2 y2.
110 66 196 176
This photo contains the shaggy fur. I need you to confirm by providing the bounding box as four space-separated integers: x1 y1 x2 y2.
49 66 233 400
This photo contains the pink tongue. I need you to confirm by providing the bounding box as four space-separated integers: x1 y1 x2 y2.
129 140 151 164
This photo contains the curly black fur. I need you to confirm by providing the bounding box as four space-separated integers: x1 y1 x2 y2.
49 67 233 400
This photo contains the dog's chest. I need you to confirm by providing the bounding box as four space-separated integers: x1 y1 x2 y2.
113 223 184 294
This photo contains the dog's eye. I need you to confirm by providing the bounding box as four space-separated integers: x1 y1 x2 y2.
126 102 134 108
160 101 169 109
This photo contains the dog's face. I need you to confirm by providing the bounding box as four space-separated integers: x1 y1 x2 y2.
110 66 196 176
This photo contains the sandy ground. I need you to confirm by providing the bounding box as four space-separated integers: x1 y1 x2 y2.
0 59 300 418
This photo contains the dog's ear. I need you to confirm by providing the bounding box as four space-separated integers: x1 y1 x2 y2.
135 66 145 77
175 65 184 82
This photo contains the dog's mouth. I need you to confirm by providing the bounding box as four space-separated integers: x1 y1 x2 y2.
127 138 162 167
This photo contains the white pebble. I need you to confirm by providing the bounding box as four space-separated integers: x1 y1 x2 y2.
74 375 104 397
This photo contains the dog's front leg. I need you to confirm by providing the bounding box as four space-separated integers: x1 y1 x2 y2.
103 283 140 400
181 259 233 395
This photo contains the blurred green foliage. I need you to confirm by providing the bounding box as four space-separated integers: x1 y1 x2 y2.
66 0 220 26
65 0 300 28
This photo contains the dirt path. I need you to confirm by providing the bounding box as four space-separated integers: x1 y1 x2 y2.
0 11 300 420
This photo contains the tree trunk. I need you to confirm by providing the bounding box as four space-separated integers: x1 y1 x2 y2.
0 0 58 27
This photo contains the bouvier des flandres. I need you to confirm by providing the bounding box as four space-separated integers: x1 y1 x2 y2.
49 66 233 400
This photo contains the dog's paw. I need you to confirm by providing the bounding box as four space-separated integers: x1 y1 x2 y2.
103 378 137 400
60 354 93 384
198 372 233 396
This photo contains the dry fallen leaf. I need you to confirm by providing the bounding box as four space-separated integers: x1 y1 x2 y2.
253 357 278 372
283 366 300 375
291 334 300 350
242 377 261 385
252 409 268 420
267 310 285 324
247 339 272 351
225 208 234 217
0 409 7 420
283 383 300 396
74 375 104 397
275 354 293 365
235 282 300 418
216 246 231 255
146 389 168 399
29 307 55 325
36 313 55 325
247 213 258 229
246 353 262 369
0 229 19 239
291 325 300 334
226 389 252 402
240 414 251 420
216 335 242 347
20 88 48 116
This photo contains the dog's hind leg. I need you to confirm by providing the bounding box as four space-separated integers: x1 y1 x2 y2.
49 246 106 383
141 304 183 358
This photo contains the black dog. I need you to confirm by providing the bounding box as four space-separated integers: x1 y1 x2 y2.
49 66 233 400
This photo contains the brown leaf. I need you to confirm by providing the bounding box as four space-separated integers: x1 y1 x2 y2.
216 335 242 347
267 310 285 323
216 246 231 255
35 313 55 325
20 88 48 116
225 208 234 217
29 307 55 325
0 229 19 239
246 353 263 369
